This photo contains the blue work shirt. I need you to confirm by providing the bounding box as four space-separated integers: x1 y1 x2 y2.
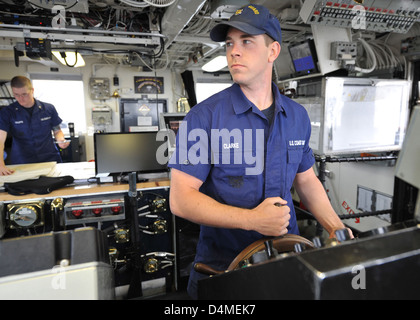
0 99 63 164
168 82 315 298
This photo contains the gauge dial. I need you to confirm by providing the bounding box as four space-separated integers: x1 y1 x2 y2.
10 206 38 228
7 201 44 229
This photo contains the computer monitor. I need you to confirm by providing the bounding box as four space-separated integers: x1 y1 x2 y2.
288 39 319 77
94 132 168 176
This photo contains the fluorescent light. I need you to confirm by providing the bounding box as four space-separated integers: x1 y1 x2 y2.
52 51 85 68
202 55 227 72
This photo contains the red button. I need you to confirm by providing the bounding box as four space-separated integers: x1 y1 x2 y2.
92 208 102 216
111 206 122 214
72 210 83 218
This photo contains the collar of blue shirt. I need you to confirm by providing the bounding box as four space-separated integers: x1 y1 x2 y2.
231 82 286 116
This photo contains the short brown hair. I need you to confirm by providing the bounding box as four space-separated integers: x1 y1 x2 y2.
263 33 275 46
11 76 33 90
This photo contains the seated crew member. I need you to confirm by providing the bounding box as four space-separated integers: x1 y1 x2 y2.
168 4 352 299
0 76 70 176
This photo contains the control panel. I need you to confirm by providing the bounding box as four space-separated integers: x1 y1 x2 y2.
133 190 174 295
24 38 52 60
0 185 175 299
92 105 112 126
89 78 110 100
330 41 357 60
198 222 420 299
64 194 125 226
300 0 420 33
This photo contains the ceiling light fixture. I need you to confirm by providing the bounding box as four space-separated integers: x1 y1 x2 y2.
52 51 85 68
201 55 227 72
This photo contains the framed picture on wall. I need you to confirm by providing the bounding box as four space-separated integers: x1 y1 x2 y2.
134 76 164 94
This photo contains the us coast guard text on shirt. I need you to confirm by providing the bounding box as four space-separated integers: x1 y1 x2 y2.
289 139 305 146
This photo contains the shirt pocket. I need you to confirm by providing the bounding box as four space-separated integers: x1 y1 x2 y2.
286 147 303 189
212 150 261 208
12 120 29 138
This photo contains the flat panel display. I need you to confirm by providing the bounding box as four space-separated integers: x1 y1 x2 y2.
94 132 167 176
288 39 319 76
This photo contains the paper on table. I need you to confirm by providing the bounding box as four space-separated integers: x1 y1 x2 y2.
0 162 57 187
51 162 96 180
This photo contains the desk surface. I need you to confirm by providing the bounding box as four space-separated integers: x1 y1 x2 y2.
1 179 171 202
0 161 170 202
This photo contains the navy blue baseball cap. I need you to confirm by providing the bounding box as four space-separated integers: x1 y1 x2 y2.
210 4 282 44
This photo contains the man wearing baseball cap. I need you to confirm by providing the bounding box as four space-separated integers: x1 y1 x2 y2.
169 4 351 299
210 4 282 44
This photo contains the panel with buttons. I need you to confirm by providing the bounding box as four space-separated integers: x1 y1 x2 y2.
300 0 420 33
63 194 125 225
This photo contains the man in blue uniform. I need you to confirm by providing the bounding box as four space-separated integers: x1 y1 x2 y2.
0 76 69 175
168 4 351 299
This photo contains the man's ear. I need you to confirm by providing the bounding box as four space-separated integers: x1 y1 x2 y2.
269 41 281 63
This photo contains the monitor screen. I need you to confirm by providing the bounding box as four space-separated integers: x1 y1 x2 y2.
288 39 319 76
94 132 168 176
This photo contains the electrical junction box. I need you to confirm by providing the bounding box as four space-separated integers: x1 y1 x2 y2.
330 41 357 61
89 78 110 100
92 106 112 125
24 38 51 60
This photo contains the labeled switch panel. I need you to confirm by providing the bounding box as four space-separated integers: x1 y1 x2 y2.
300 0 420 33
